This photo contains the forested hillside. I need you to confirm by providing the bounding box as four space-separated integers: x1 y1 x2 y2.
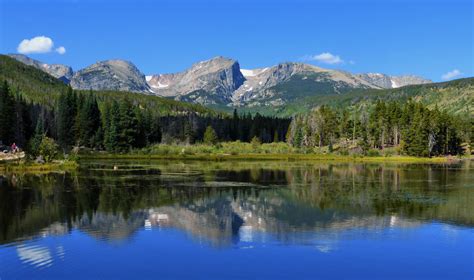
0 80 290 155
0 54 471 159
240 78 474 117
0 55 215 115
286 101 472 157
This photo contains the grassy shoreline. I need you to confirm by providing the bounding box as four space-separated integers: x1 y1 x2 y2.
1 142 468 175
0 160 78 173
78 152 463 163
76 142 470 163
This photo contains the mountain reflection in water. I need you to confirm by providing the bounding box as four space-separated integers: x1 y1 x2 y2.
1 161 472 248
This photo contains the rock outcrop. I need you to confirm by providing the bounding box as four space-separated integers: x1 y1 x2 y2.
8 54 73 83
147 56 245 104
70 60 150 92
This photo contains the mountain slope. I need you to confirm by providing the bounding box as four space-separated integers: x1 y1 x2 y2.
356 73 431 89
8 53 73 83
147 56 245 105
147 60 381 107
6 53 459 117
254 78 474 117
7 54 434 110
70 60 151 93
0 55 215 115
233 63 378 107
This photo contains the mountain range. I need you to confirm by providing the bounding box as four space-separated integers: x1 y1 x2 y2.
1 54 472 117
7 54 432 108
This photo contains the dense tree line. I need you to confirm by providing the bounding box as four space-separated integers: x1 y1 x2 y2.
2 80 470 158
0 81 32 148
159 110 290 145
0 81 290 154
286 101 472 156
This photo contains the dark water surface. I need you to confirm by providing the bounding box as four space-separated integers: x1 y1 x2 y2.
0 160 473 279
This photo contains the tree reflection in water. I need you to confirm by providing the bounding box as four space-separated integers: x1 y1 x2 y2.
0 160 472 247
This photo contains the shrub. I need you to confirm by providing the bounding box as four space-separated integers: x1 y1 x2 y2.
203 126 218 145
382 147 397 157
367 149 381 157
250 136 261 151
38 136 59 162
338 148 349 156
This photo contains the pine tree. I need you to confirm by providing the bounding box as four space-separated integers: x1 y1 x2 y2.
404 105 429 156
293 124 303 148
0 81 16 145
75 93 101 147
144 111 161 145
183 121 195 144
251 136 261 150
203 125 218 145
273 130 279 142
57 86 77 149
103 101 120 152
117 99 138 151
14 95 32 148
134 107 148 148
359 128 370 155
28 117 45 158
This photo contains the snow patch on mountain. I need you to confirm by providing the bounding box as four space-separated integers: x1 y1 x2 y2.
391 79 399 88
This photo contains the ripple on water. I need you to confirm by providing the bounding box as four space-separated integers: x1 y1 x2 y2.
16 244 53 268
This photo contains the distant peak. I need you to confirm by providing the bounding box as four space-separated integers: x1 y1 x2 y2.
93 59 136 67
195 56 237 65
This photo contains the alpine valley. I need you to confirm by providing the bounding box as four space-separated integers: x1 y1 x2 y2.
9 53 469 117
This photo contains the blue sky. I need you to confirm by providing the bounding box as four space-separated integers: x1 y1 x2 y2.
0 0 472 81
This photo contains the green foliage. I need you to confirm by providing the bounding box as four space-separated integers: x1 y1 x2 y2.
367 149 381 157
203 126 218 145
287 100 470 157
38 136 59 162
0 55 66 106
28 118 44 158
251 136 261 150
117 99 139 151
0 55 216 115
1 54 470 159
144 141 295 155
103 101 120 152
57 86 77 148
238 77 474 117
0 81 16 144
76 92 102 147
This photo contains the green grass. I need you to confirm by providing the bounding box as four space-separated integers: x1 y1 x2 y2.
78 142 459 163
80 153 453 163
0 160 78 173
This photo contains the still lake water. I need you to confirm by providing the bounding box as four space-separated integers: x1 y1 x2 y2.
0 160 473 279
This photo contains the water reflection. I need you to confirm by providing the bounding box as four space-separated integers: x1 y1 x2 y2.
0 160 472 248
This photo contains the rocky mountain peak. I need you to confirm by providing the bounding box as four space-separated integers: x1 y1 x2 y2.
7 53 434 108
356 72 432 89
356 73 393 88
8 53 73 83
232 62 378 105
390 75 432 88
146 56 245 105
70 59 150 92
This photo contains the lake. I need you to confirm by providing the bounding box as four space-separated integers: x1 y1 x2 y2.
0 160 473 279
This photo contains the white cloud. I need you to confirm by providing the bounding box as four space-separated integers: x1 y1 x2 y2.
17 36 53 54
55 46 66 54
304 52 344 64
17 36 66 55
441 69 462 80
